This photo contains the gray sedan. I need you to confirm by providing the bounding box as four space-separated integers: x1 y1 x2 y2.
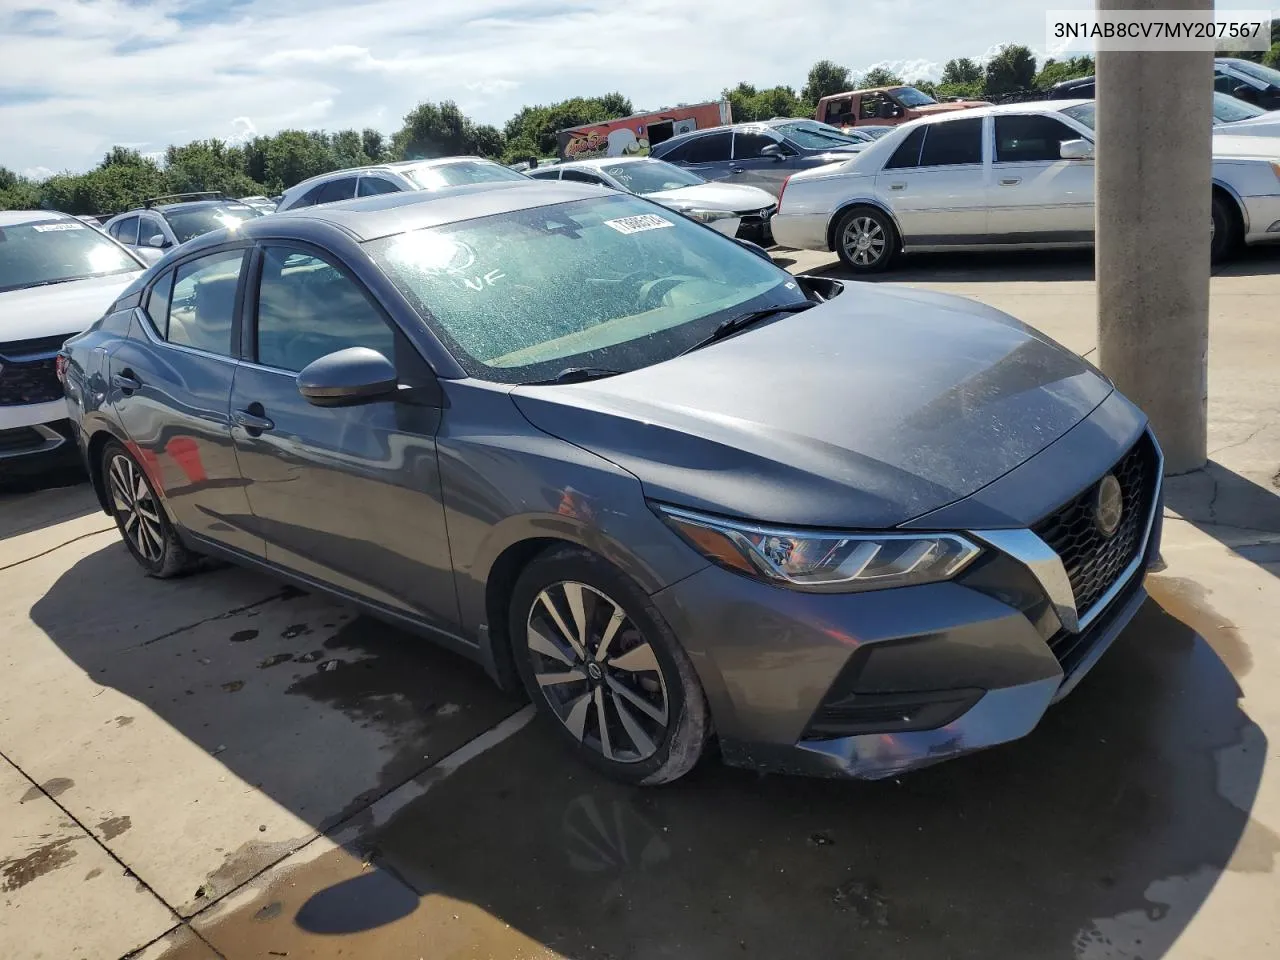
61 181 1163 785
649 121 868 195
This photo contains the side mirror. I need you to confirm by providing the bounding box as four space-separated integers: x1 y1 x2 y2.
134 247 164 265
146 234 167 248
297 347 398 407
1059 139 1095 160
878 103 897 120
760 143 784 161
736 238 774 263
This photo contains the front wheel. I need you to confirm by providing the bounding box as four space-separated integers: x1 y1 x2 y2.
510 547 711 785
102 441 199 578
834 206 898 273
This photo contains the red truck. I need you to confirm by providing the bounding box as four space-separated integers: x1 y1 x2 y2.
556 101 732 161
815 85 988 131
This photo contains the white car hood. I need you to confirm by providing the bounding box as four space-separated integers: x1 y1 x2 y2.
645 182 778 212
1212 134 1280 159
0 272 142 344
1215 113 1280 138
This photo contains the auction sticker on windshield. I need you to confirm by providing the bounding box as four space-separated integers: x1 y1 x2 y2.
32 222 86 232
604 214 674 235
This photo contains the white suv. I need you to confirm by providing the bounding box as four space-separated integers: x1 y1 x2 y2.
276 157 530 212
1 212 144 474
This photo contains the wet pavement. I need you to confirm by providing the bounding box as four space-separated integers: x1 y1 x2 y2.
183 590 1273 960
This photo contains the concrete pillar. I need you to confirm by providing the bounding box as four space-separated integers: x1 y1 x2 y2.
1095 0 1211 474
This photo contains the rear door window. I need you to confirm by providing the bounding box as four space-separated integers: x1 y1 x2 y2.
561 169 607 185
313 177 358 205
883 127 927 169
357 176 401 197
110 216 140 245
144 269 175 336
918 118 983 167
684 132 732 164
166 249 246 356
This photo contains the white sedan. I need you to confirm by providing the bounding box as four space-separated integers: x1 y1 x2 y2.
772 100 1280 272
527 157 778 243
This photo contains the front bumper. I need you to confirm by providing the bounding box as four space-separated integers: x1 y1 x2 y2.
651 426 1164 780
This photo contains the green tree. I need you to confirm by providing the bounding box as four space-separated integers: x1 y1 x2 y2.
41 161 168 216
502 94 633 156
1264 41 1280 68
329 129 368 169
802 59 853 103
391 100 498 160
361 128 387 163
101 146 149 168
941 57 983 86
264 129 336 189
984 43 1037 97
0 167 42 210
1034 55 1095 90
911 79 939 98
861 67 904 87
721 82 804 122
164 139 260 197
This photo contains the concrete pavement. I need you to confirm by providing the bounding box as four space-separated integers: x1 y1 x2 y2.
1 248 1277 959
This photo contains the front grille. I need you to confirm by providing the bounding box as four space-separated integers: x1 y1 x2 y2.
0 335 68 407
1033 434 1158 620
734 204 777 225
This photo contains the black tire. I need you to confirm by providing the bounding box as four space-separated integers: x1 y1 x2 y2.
101 441 199 578
1210 191 1241 264
510 546 711 785
833 206 898 273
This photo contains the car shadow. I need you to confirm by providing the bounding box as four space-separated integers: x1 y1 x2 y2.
268 593 1269 960
1164 460 1280 577
0 472 98 543
793 244 1280 285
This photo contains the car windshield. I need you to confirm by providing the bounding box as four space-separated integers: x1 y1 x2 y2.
165 204 263 244
860 126 894 139
405 161 530 190
894 86 937 108
1228 60 1280 88
0 220 139 293
367 194 805 384
1214 91 1267 123
599 160 705 194
771 122 864 148
1059 103 1096 130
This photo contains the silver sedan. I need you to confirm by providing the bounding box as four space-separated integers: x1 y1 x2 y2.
771 100 1280 271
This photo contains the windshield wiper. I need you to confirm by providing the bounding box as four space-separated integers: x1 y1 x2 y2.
529 366 625 385
679 301 816 356
5 276 88 291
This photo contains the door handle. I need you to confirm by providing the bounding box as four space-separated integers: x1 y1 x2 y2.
889 182 906 191
728 167 745 175
1000 177 1023 186
112 372 141 394
233 407 275 434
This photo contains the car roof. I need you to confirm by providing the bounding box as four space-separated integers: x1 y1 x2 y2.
558 156 651 171
654 121 781 150
283 156 506 192
0 210 78 227
898 100 1091 123
150 199 254 214
242 180 611 243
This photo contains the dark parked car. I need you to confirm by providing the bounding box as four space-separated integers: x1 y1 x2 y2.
1049 58 1280 109
61 182 1164 785
102 194 264 264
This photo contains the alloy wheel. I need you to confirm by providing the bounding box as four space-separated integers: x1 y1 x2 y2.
526 581 669 763
108 453 164 563
842 216 887 267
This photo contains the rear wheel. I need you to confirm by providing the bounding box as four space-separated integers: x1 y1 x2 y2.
510 547 711 785
834 206 898 273
1210 191 1241 264
102 441 198 578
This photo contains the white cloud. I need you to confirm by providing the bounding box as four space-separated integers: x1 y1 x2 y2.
0 0 1060 174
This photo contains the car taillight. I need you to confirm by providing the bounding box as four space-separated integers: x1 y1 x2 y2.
776 176 791 215
55 354 68 384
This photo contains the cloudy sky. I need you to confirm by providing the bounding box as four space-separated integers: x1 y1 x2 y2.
0 0 1095 177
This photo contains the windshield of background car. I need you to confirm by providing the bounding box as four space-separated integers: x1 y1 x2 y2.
773 123 863 148
894 87 937 108
406 161 530 190
1059 103 1096 130
367 194 804 384
1230 60 1280 88
166 204 263 244
0 220 139 293
600 161 705 193
1214 92 1267 122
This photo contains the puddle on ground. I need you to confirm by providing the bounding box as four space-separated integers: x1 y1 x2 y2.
1 837 78 892
1146 575 1252 678
97 815 132 841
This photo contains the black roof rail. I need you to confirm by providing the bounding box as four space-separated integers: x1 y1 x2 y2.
141 191 228 208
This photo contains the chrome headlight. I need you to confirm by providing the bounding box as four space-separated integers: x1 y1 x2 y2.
657 505 981 592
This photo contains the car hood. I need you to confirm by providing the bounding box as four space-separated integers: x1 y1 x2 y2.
1212 134 1280 159
913 101 989 114
512 284 1113 529
645 182 778 212
1215 116 1280 138
0 272 142 343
